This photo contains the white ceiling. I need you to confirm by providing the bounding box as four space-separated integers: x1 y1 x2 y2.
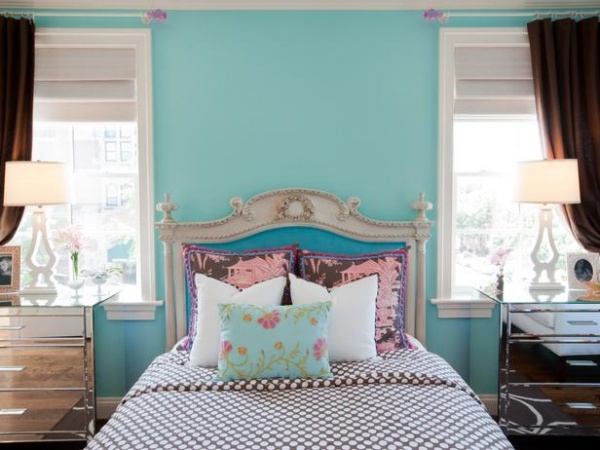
2 0 599 11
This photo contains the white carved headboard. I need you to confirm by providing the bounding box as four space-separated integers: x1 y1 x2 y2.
155 188 433 351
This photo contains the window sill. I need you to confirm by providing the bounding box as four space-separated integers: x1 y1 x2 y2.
102 294 163 321
431 297 496 319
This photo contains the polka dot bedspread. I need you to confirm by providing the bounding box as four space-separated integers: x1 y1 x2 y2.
85 348 514 450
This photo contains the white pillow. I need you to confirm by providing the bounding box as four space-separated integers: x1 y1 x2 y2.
189 274 287 367
289 273 378 362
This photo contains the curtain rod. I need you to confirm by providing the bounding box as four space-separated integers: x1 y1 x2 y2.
425 9 600 23
451 10 600 18
3 8 598 23
0 9 167 24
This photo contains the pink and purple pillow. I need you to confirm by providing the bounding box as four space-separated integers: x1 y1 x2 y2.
297 248 412 352
182 244 297 349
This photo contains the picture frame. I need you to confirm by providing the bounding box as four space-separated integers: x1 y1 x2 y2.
567 253 599 291
0 246 20 294
0 294 20 307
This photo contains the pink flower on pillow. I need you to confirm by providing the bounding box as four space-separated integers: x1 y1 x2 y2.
219 340 232 358
257 310 280 329
313 338 327 361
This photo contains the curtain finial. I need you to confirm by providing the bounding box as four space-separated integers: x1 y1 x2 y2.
142 9 167 25
424 9 448 24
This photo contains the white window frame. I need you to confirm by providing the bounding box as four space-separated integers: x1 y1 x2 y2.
35 29 160 319
433 28 531 318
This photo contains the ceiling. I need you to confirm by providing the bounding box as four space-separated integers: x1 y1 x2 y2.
2 0 600 11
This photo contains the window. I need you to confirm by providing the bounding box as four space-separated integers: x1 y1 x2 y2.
105 141 119 162
438 29 582 301
9 29 155 306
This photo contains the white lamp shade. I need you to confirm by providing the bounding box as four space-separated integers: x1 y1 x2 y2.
3 161 72 206
515 159 581 205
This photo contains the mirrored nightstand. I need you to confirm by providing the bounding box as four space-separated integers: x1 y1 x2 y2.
0 287 119 443
478 286 600 436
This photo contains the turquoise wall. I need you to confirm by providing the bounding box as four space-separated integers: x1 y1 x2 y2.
29 9 565 399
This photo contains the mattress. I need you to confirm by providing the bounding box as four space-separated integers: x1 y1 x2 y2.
85 346 514 450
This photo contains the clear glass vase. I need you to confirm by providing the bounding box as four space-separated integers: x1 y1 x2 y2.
67 279 85 290
67 252 84 294
92 274 107 295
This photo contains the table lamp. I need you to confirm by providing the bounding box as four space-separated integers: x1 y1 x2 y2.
3 161 72 294
515 159 581 292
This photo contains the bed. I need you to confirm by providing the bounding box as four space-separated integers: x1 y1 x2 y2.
85 188 514 450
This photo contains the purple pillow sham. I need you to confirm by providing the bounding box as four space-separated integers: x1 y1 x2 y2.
297 248 412 352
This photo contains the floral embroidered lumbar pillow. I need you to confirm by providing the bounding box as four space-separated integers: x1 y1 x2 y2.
216 302 332 381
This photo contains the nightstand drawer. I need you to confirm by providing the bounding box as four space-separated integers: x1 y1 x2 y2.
0 310 85 339
0 346 86 389
540 385 600 429
0 391 86 439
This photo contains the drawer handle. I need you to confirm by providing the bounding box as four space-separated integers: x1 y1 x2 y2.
0 366 24 372
0 408 27 415
566 402 597 410
566 360 597 368
567 320 598 326
0 325 24 331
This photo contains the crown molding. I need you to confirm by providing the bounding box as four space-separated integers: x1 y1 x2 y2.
2 0 600 11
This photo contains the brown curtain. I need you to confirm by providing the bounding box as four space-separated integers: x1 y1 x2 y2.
0 16 35 244
528 17 600 251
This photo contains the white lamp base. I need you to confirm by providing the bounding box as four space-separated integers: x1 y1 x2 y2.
22 207 59 295
529 205 562 290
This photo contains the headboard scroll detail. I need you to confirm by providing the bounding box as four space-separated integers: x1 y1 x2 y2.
275 195 315 222
156 188 433 351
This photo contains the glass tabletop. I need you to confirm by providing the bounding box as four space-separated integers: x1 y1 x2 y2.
0 285 120 308
476 285 600 306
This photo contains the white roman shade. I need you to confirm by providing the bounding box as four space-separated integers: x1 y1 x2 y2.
34 45 137 122
453 36 535 116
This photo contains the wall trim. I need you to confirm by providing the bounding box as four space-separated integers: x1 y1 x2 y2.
431 298 496 318
436 28 530 301
35 27 157 309
97 397 121 420
480 394 498 417
103 299 163 320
